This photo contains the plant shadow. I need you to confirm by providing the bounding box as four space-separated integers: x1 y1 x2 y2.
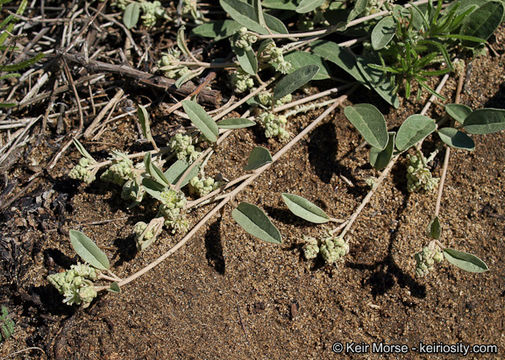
204 217 225 275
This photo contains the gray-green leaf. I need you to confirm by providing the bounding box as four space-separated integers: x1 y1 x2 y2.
164 160 200 187
443 248 489 273
283 51 330 80
217 118 256 129
219 0 288 34
123 2 140 29
463 108 505 134
396 115 436 151
108 282 121 293
233 46 258 75
296 0 325 13
437 128 475 151
369 132 395 170
344 104 388 150
69 230 110 270
460 1 504 41
281 193 329 223
137 105 154 144
232 202 282 244
73 139 95 162
273 65 319 100
244 146 272 170
182 100 219 142
191 20 242 40
371 16 395 50
445 103 472 124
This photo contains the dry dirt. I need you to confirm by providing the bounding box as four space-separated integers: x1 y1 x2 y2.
1 15 505 360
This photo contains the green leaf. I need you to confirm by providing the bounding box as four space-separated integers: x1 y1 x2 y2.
69 230 110 270
123 2 140 29
355 57 399 108
283 51 330 80
281 193 330 223
217 117 256 129
176 26 193 60
181 100 219 142
296 0 325 13
0 52 44 72
108 282 121 293
445 103 472 124
232 202 282 244
142 178 166 202
233 46 258 75
137 105 154 144
175 68 204 89
460 1 504 41
443 248 489 273
163 160 200 187
219 0 288 34
244 146 272 170
369 132 395 170
73 139 95 162
348 0 368 22
396 115 436 151
371 16 395 50
428 216 441 239
262 0 297 10
191 20 242 40
273 65 319 100
437 128 475 151
344 104 388 150
463 108 505 134
144 153 170 186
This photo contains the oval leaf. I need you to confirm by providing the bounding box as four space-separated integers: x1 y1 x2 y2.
281 193 329 223
445 103 472 124
69 230 110 270
296 0 325 13
219 0 287 34
463 108 505 134
217 117 256 129
344 104 388 150
244 146 272 170
371 16 395 50
443 248 489 273
437 127 475 151
234 46 258 75
273 65 319 100
396 115 436 151
428 216 441 240
108 282 121 293
460 1 504 41
369 132 395 170
283 51 330 80
182 100 219 142
123 2 140 29
192 20 242 40
232 202 282 244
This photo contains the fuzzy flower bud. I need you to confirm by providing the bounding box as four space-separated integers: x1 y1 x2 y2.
319 236 349 264
101 152 133 186
415 244 444 277
189 175 221 197
169 133 202 163
158 189 188 234
406 154 439 193
303 236 320 260
47 263 98 307
258 112 289 141
69 157 96 184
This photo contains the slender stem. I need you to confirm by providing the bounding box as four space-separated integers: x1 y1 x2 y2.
116 93 351 289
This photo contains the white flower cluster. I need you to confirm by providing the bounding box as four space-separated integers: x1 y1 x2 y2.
415 244 444 277
231 27 257 51
365 0 394 15
169 133 202 163
230 69 255 93
158 189 189 233
111 0 128 10
258 112 289 140
133 221 157 251
257 91 292 108
47 263 98 307
100 152 133 186
69 158 96 184
189 175 220 197
303 235 349 264
158 48 190 79
139 1 168 28
260 41 292 74
406 154 439 193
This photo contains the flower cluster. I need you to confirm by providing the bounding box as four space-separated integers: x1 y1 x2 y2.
100 152 133 186
158 189 188 233
47 263 98 307
365 0 394 15
231 27 257 51
169 133 201 163
158 48 190 79
406 154 439 193
230 69 255 93
69 157 96 184
189 175 221 197
257 91 292 108
303 234 349 264
415 244 444 277
260 41 292 74
139 1 168 28
258 112 289 140
181 0 204 23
